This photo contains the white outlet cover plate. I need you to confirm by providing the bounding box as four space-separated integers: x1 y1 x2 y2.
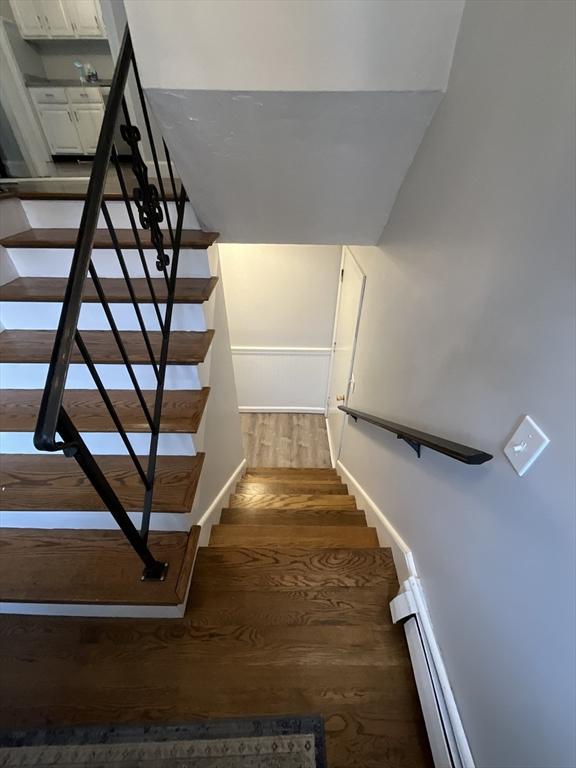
504 415 550 476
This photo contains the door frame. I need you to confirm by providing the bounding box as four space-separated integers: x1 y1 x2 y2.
0 18 53 178
325 245 366 463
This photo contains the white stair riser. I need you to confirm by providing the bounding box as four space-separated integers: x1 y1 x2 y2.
0 363 204 390
0 511 192 533
21 200 200 230
0 302 206 331
0 431 196 456
7 248 211 278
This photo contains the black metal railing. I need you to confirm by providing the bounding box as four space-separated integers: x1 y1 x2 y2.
34 27 188 580
338 405 493 465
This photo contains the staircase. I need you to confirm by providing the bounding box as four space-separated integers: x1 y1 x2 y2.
0 191 218 612
209 467 379 548
0 465 433 766
0 28 222 615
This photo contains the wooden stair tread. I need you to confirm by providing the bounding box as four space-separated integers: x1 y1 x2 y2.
193 547 396 590
0 277 218 304
209 525 379 548
13 185 178 201
0 453 204 512
0 228 219 250
185 586 396 626
242 476 343 485
229 493 357 510
245 467 338 476
0 527 200 605
0 329 214 364
220 508 367 526
235 482 348 495
0 388 209 433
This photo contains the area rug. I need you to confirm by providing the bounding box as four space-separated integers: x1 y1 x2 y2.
0 715 327 767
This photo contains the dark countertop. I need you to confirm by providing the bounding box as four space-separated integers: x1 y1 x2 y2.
25 76 112 88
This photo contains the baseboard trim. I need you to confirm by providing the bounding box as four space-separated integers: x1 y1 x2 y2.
336 458 474 768
0 601 186 619
336 458 415 580
326 417 337 468
196 458 247 546
0 511 193 531
231 346 331 357
238 406 325 414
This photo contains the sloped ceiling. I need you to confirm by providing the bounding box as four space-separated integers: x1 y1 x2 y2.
126 0 464 243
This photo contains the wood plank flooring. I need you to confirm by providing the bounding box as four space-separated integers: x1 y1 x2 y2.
240 413 332 468
0 466 432 767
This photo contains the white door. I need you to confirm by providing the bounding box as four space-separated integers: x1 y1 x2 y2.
73 105 104 153
66 0 104 37
40 0 75 37
326 247 366 461
10 0 49 38
38 107 82 154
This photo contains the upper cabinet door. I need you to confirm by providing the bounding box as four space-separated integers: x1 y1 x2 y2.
10 0 50 38
40 0 75 37
66 0 105 38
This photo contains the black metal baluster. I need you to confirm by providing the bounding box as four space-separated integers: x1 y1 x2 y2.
32 27 190 576
57 407 167 580
163 139 179 204
140 186 187 542
88 261 155 430
111 147 165 334
130 54 175 246
101 202 160 376
75 331 149 487
120 100 171 286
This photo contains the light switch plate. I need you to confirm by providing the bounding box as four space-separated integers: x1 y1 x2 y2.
504 415 550 476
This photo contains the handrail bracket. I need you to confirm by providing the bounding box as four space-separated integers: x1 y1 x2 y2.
398 434 421 458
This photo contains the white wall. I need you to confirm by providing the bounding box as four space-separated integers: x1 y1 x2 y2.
125 0 463 92
219 244 340 411
335 2 576 767
190 246 245 520
34 40 114 80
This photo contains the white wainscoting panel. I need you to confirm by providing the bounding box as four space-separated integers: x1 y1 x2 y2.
232 347 331 412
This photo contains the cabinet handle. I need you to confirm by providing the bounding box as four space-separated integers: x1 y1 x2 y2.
44 16 49 28
68 112 73 122
94 15 100 28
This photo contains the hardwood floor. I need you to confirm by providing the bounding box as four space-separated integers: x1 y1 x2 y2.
240 413 332 468
0 466 432 767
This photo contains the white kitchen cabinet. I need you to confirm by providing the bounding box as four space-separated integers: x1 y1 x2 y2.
72 105 104 153
9 0 49 38
65 0 104 38
41 0 75 37
37 106 83 154
10 0 105 38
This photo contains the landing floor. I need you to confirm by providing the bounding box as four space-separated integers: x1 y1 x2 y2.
240 413 332 468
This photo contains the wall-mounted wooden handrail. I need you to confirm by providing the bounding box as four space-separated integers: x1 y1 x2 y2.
338 405 493 465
